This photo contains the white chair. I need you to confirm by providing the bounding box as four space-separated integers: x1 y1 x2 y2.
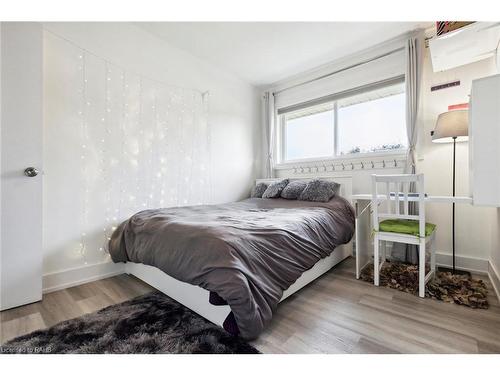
371 174 436 298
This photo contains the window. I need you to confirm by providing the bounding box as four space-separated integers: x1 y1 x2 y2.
337 84 406 155
283 103 334 161
278 80 407 163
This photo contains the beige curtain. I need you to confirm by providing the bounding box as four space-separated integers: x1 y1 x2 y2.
394 32 424 263
405 32 423 174
263 92 276 178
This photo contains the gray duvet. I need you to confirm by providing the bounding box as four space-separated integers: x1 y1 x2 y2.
108 197 355 339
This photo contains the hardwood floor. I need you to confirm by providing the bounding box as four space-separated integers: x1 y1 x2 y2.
0 274 154 345
1 257 499 353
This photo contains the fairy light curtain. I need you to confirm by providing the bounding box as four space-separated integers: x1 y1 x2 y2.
43 31 211 271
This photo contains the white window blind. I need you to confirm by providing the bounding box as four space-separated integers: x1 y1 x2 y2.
274 48 405 114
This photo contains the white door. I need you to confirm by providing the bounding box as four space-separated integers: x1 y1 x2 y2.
1 22 43 310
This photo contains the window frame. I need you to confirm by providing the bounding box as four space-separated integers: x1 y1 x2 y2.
279 102 337 163
275 77 407 167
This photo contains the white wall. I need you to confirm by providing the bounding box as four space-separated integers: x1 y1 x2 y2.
417 43 498 271
269 30 500 273
41 23 261 291
490 210 500 297
489 53 500 296
270 35 408 194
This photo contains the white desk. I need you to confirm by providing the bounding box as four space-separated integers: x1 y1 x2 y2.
352 194 473 279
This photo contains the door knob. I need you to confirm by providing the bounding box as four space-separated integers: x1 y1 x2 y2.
24 167 39 177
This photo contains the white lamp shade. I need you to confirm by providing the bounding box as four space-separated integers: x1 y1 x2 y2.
432 110 469 143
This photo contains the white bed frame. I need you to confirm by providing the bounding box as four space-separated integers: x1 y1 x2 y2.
126 176 353 329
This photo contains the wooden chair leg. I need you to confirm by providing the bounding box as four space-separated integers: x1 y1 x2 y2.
430 233 436 275
419 239 426 298
374 235 380 286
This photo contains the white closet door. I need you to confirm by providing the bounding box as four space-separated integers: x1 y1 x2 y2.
470 74 500 207
1 22 43 310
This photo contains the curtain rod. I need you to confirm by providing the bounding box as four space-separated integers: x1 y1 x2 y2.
273 46 406 96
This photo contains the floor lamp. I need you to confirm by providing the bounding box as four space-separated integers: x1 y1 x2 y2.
431 109 469 275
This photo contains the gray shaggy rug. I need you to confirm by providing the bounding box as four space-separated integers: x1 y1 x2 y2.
1 292 259 354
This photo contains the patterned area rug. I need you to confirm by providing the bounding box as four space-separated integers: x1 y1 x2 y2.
1 292 259 354
360 261 489 309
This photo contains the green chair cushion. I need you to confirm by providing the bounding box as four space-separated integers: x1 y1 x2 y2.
379 219 436 237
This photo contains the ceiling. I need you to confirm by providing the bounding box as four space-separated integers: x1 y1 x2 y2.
136 22 431 87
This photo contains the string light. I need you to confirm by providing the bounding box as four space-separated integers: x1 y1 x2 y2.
136 77 143 210
150 88 158 208
79 52 89 265
69 44 211 266
102 61 111 250
118 71 127 222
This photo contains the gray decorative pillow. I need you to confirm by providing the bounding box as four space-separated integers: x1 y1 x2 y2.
299 179 340 202
262 179 290 199
251 182 268 198
281 180 308 200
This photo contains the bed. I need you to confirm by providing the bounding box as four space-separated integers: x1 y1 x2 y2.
109 177 355 339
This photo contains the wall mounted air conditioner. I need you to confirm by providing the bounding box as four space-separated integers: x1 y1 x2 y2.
429 22 500 72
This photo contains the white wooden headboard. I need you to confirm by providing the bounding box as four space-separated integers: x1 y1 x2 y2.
255 176 353 203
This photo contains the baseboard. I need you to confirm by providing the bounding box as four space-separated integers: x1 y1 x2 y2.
488 261 500 301
40 254 495 296
42 261 126 294
436 252 489 274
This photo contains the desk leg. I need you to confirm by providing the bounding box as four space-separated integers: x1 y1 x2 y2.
355 200 372 279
